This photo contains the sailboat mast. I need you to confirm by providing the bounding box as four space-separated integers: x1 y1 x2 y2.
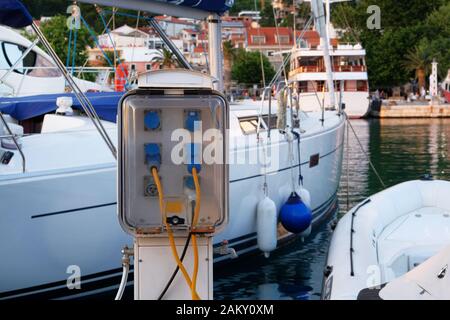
325 0 331 37
311 0 336 109
208 14 224 92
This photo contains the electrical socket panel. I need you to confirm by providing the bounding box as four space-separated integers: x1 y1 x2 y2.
118 72 229 237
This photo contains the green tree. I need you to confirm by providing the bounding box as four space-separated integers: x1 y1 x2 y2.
223 41 236 93
39 15 94 68
403 43 433 90
22 1 150 34
154 48 178 69
279 2 310 29
422 2 450 79
259 3 275 27
100 50 118 67
22 0 67 18
228 0 256 15
331 0 449 88
231 49 275 86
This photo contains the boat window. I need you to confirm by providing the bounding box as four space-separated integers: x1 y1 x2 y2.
298 81 308 93
252 35 265 44
0 42 10 71
357 80 368 92
316 81 326 92
238 115 278 135
2 42 36 75
298 39 308 48
276 35 290 44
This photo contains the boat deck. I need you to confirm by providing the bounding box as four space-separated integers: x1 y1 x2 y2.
378 207 450 281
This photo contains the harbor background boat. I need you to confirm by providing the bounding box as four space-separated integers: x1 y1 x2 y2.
214 117 450 300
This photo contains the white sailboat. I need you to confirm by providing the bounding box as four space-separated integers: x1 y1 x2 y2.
0 0 345 299
0 25 111 96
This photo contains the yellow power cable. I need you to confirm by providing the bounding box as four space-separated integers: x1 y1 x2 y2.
191 167 201 226
190 167 201 299
191 233 199 296
151 167 200 300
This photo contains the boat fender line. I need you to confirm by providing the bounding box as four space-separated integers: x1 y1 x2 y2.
349 198 371 277
291 130 303 186
291 129 312 240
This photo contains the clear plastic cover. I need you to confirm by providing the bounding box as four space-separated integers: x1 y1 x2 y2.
118 93 228 236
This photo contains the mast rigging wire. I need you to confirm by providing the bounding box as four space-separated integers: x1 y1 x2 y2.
253 0 266 88
345 115 386 189
31 22 117 158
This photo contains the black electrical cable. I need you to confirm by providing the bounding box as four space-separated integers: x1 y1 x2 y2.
157 201 195 300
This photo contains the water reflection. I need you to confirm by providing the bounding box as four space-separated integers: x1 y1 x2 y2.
214 118 450 300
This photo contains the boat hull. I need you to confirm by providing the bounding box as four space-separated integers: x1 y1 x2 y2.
0 116 345 300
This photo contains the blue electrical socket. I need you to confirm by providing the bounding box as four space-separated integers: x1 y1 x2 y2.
145 143 161 170
186 143 201 174
184 175 201 190
185 110 201 132
144 110 161 131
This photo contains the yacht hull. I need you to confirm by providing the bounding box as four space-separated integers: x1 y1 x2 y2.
0 115 345 300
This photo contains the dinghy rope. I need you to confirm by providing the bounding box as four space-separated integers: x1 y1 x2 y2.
350 198 371 276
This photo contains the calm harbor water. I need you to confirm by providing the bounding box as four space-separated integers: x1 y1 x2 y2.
213 118 450 300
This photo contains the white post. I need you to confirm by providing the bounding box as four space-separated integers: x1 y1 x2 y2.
429 59 439 105
208 14 223 92
430 59 438 97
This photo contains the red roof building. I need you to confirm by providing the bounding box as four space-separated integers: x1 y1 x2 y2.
246 27 296 70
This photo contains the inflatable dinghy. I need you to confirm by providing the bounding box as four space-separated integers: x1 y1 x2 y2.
323 179 450 300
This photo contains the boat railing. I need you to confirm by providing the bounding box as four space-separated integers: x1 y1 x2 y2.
259 86 274 138
0 113 26 173
289 65 367 77
349 198 371 277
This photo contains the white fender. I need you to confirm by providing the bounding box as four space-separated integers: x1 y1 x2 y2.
296 187 311 209
257 196 278 258
296 187 312 238
299 224 312 239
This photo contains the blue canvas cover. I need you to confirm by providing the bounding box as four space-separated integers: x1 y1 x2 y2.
0 0 33 28
0 92 123 123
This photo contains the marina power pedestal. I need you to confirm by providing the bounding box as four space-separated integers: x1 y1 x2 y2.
118 70 228 300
